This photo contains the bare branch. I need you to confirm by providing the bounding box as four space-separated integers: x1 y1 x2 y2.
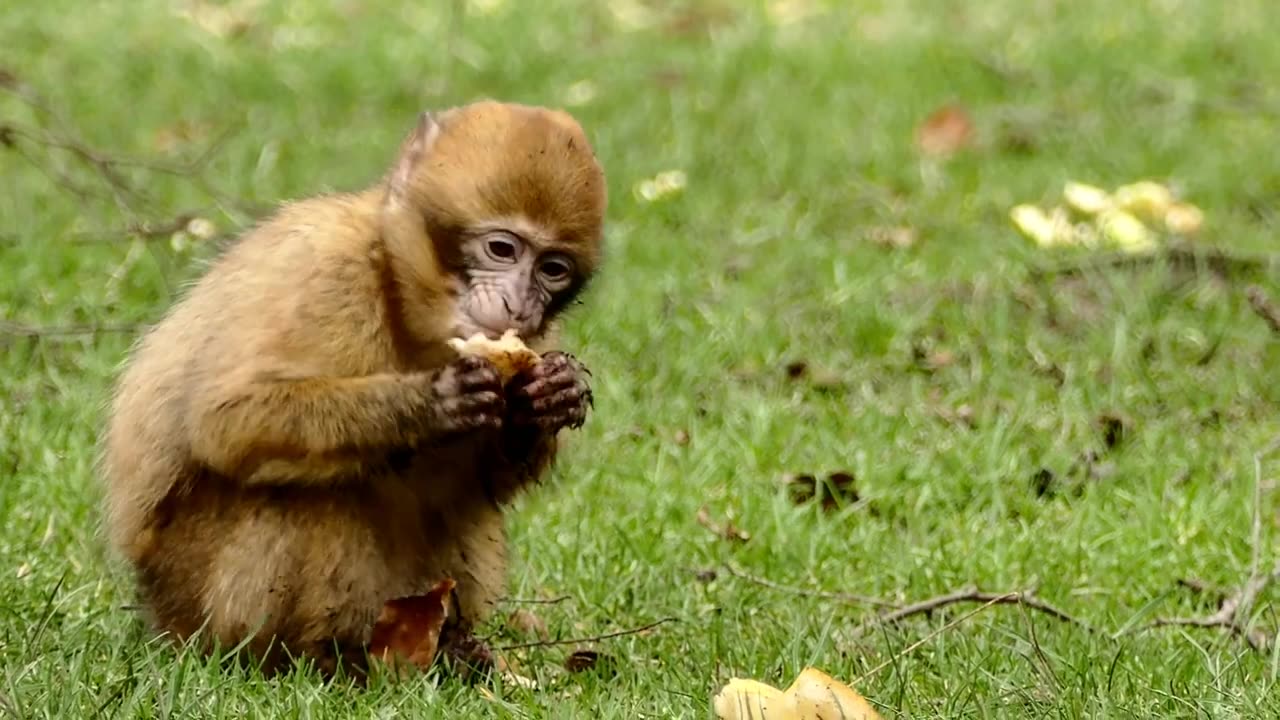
854 594 1014 685
498 595 572 605
1142 437 1280 650
1246 285 1280 336
721 564 899 608
495 617 676 652
852 585 1098 636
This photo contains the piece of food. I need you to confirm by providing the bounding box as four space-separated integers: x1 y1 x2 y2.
1010 204 1074 247
713 678 799 720
1063 181 1112 216
1163 202 1204 235
447 329 541 382
1113 181 1173 223
1098 209 1157 254
785 667 884 720
713 668 884 720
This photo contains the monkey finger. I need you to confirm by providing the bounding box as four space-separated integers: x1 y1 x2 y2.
530 385 590 414
458 366 503 393
514 366 580 400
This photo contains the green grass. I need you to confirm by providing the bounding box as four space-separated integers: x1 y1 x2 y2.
3 0 1280 716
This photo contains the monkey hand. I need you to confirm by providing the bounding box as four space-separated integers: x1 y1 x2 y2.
507 351 593 433
425 356 506 436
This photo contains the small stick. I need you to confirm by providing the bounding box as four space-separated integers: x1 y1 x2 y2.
721 564 899 608
1246 285 1280 336
498 595 572 605
854 594 1013 685
496 617 676 652
1029 243 1275 281
853 586 1098 636
1144 437 1280 650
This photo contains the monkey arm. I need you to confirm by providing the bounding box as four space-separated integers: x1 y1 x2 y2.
186 357 507 485
185 372 434 483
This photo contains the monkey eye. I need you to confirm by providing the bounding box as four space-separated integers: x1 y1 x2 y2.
485 235 519 262
538 256 574 286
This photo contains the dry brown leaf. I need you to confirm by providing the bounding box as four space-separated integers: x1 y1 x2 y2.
785 471 859 512
368 578 455 672
915 103 975 157
564 648 616 676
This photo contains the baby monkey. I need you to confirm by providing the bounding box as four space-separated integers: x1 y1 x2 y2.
99 100 607 678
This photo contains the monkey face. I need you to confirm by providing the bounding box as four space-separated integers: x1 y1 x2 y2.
455 226 581 340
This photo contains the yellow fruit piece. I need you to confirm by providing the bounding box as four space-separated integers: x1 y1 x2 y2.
1113 181 1173 222
713 678 799 720
1010 205 1074 248
1098 209 1157 254
1063 181 1112 216
1164 202 1204 235
786 668 884 720
713 669 883 720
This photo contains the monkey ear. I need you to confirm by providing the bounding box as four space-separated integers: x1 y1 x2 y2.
389 111 441 199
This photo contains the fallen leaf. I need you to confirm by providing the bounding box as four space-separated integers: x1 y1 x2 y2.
693 568 719 583
1030 467 1056 498
1096 412 1131 451
696 505 751 543
564 649 616 676
507 608 549 642
915 103 975 157
368 578 455 672
784 471 860 512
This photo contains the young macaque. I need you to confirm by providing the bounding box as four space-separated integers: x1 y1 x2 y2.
98 100 606 679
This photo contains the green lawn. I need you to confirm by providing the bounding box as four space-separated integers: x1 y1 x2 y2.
3 0 1280 716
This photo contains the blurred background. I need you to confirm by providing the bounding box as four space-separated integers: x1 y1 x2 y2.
2 0 1279 716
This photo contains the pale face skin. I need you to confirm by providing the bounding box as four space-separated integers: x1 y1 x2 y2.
444 222 594 436
453 227 577 341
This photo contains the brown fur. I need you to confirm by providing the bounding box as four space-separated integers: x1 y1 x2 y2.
98 101 606 677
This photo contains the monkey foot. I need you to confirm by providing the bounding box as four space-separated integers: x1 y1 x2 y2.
436 626 496 682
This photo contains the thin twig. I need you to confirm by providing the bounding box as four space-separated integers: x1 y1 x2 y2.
1246 285 1280 336
1144 437 1280 650
498 595 572 605
853 594 1013 685
495 617 676 652
1029 243 1277 281
721 564 899 608
852 585 1098 636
